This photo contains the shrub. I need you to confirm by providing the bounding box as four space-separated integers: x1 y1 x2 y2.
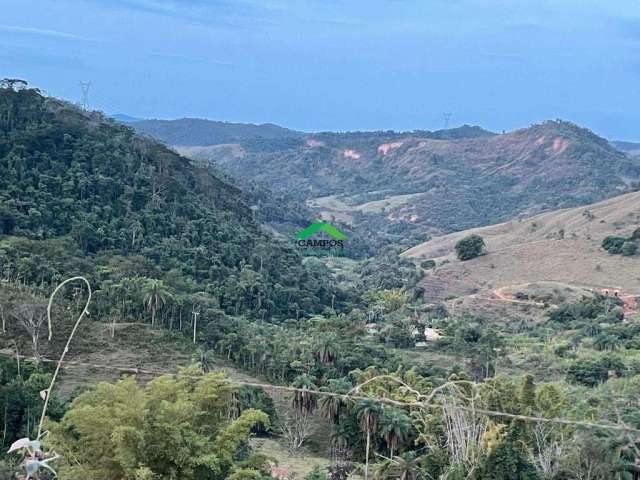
566 358 608 386
607 306 625 323
622 241 638 256
553 343 574 358
383 322 416 348
478 423 541 480
306 466 329 480
420 259 436 269
566 357 625 387
602 236 626 254
455 234 485 261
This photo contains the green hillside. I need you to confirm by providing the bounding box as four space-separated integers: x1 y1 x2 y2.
133 117 305 146
0 83 338 322
203 121 640 241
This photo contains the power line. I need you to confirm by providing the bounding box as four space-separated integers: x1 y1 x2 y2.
2 351 638 435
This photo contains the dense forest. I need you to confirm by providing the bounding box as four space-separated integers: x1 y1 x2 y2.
0 82 343 324
3 81 640 480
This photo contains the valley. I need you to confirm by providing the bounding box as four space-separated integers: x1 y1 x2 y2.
6 0 640 477
150 118 640 245
3 82 640 480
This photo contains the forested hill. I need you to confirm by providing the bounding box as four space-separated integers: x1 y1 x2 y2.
209 120 640 238
0 83 337 321
142 115 640 243
132 117 304 146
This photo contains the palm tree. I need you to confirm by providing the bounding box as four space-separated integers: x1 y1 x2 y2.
594 333 621 352
355 399 382 480
379 408 411 458
292 374 318 415
314 332 338 365
192 347 216 372
141 279 173 327
320 393 344 426
320 378 351 425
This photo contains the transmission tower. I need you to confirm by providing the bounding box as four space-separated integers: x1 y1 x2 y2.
442 112 452 129
79 81 91 110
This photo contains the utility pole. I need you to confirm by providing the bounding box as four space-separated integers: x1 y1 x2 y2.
79 81 91 110
192 310 200 344
442 112 452 129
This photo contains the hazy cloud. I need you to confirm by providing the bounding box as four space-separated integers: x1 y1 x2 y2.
85 0 277 25
0 24 86 40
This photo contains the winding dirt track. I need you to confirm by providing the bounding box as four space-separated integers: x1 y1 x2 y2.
467 284 638 315
464 285 548 308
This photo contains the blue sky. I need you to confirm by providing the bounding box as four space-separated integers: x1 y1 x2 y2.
2 0 640 139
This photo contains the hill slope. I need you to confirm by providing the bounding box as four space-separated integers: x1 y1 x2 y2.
0 84 336 321
403 191 640 311
612 140 640 157
204 120 640 240
133 117 304 146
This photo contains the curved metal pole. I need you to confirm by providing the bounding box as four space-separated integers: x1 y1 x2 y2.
37 276 91 438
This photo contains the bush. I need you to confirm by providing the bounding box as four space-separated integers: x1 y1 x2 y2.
602 236 626 254
455 234 485 261
383 322 416 348
420 259 436 269
622 241 638 256
566 358 608 386
478 423 541 480
306 466 329 480
566 357 625 387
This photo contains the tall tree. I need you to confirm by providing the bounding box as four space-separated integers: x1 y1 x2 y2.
47 370 269 480
356 399 383 480
379 408 411 458
141 278 173 327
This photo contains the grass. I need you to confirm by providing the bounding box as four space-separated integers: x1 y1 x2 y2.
404 191 640 328
307 192 427 224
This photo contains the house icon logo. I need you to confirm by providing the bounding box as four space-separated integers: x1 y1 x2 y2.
295 222 347 249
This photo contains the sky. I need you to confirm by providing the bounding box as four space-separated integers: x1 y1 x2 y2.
2 0 640 139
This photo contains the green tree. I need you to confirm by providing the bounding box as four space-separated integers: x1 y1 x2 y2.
355 399 383 480
47 369 269 480
477 423 540 480
140 278 173 327
319 378 350 426
602 236 626 254
420 259 436 270
379 408 411 457
292 374 318 415
566 359 604 387
455 235 486 261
